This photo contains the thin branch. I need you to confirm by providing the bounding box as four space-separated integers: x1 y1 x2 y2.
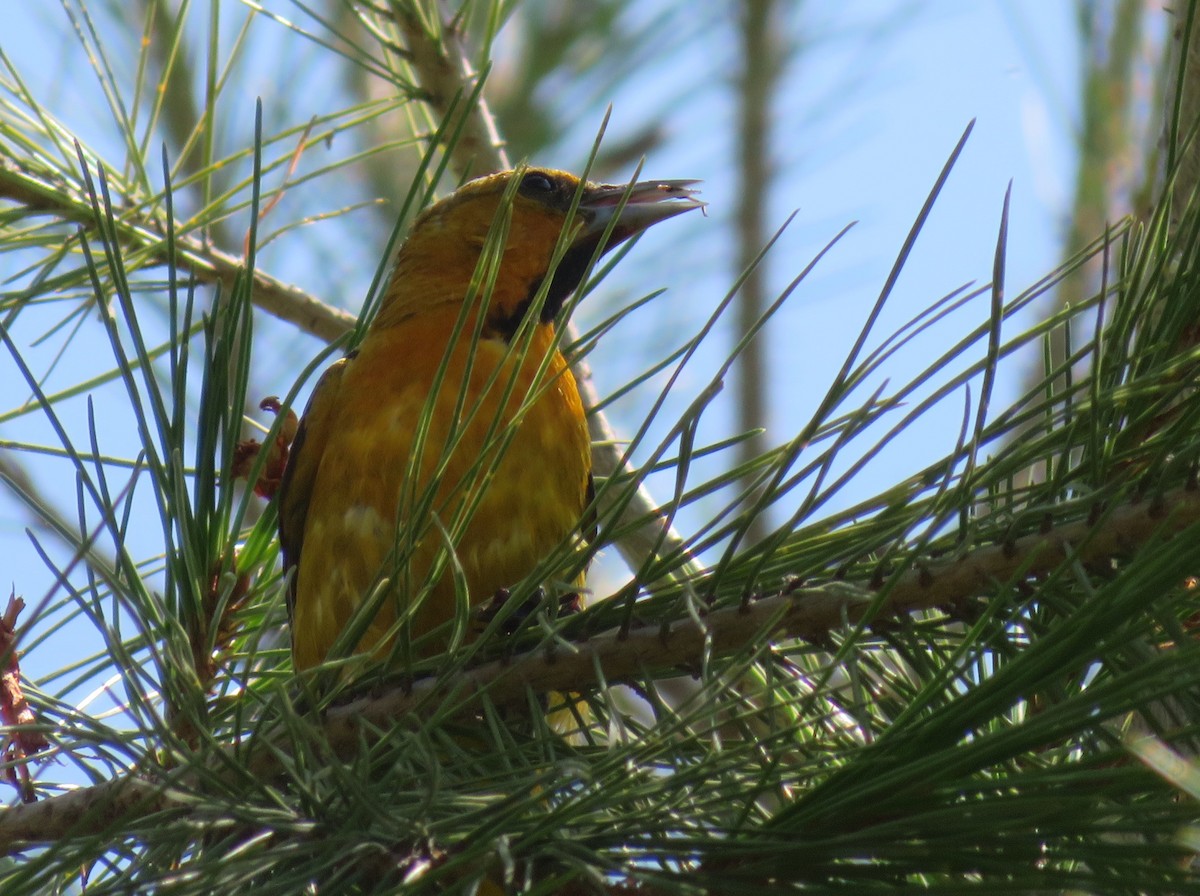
389 3 510 176
0 453 81 552
3 479 1195 850
0 775 168 852
733 0 778 545
1166 0 1200 228
0 156 356 342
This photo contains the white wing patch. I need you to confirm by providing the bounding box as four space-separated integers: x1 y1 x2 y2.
341 504 389 538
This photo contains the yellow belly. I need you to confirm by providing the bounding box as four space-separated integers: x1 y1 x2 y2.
290 317 590 671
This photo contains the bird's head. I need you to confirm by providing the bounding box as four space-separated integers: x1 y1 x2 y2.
375 167 703 338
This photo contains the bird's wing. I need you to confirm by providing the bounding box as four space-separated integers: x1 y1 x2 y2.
277 355 351 624
583 472 598 547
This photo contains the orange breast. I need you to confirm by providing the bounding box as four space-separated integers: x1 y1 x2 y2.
290 312 591 670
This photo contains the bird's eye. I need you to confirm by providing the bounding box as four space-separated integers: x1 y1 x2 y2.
520 172 556 195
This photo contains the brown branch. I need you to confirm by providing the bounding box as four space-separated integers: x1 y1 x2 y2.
733 0 778 546
881 484 1200 616
0 774 171 850
0 156 357 343
3 481 1196 850
572 371 701 582
390 3 510 176
1167 1 1200 232
195 246 357 342
0 594 48 804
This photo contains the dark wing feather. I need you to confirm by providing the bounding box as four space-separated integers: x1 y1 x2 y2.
277 356 350 624
582 472 598 548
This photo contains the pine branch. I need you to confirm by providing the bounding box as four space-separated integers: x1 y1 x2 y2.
0 774 179 854
387 2 510 178
1166 1 1200 229
733 0 778 545
3 478 1194 851
0 155 355 342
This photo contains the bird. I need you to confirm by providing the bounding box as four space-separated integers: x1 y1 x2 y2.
277 167 702 675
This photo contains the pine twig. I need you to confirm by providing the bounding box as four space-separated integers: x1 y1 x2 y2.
733 0 778 546
0 594 47 805
3 479 1196 850
1166 1 1200 231
388 2 510 177
0 156 355 343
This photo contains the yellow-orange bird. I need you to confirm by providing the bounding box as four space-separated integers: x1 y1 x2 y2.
278 168 701 672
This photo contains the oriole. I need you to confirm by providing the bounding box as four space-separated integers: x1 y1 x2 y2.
278 168 701 673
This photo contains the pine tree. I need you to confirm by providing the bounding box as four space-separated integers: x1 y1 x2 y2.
1 2 1198 893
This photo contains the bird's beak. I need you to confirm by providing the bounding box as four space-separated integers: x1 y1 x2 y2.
577 178 705 248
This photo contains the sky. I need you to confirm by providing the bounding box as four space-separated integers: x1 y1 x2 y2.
0 1 1111 791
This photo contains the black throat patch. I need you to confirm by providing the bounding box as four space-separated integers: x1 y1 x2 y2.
487 239 600 342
